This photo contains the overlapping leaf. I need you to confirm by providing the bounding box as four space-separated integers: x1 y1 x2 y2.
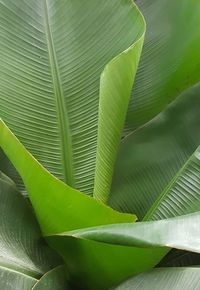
0 172 61 290
47 235 166 290
66 212 200 253
32 266 69 290
0 120 166 290
110 83 200 219
0 119 135 236
48 212 200 289
126 0 200 130
114 268 200 290
48 147 200 289
0 0 144 196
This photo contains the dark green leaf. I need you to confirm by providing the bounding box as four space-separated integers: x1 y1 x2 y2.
114 268 200 290
159 249 200 268
0 172 61 289
144 146 200 220
127 0 200 130
32 266 69 290
110 83 200 219
0 172 60 277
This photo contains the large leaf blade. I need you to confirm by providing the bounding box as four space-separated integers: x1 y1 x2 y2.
0 0 145 195
110 83 200 218
67 212 200 253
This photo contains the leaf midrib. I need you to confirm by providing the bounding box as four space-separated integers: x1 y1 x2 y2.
0 260 40 279
43 0 75 186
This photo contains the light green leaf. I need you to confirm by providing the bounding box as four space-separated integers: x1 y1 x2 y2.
110 83 200 219
0 0 144 195
0 119 135 236
126 0 200 130
32 266 69 290
114 267 200 290
47 235 166 290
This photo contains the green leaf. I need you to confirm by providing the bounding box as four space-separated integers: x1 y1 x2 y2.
0 172 61 289
114 267 200 290
143 146 200 220
47 235 166 290
0 149 24 193
0 119 135 236
49 211 200 289
61 212 200 253
110 83 200 219
0 0 145 195
0 172 60 277
93 8 145 203
0 123 166 290
0 267 37 290
32 266 69 290
159 249 200 268
126 0 200 130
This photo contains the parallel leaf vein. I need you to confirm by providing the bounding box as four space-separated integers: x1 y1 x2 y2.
42 0 74 186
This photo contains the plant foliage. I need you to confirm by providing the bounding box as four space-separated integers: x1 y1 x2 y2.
0 0 200 289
